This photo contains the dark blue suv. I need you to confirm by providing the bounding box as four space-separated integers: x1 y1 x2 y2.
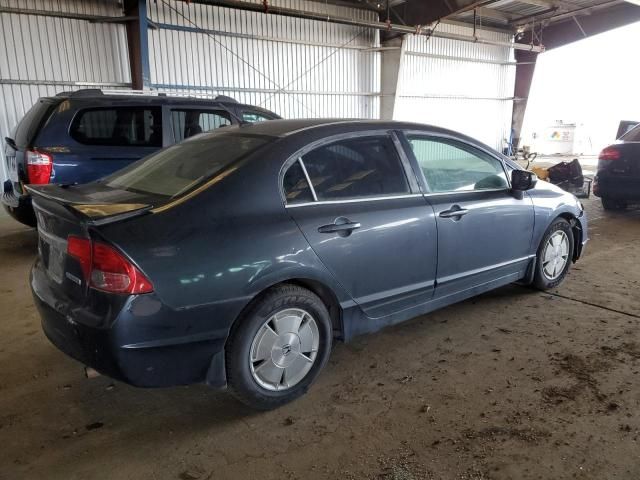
2 89 279 226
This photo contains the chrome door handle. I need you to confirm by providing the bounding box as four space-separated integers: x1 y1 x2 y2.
439 206 469 219
318 222 361 234
318 217 361 237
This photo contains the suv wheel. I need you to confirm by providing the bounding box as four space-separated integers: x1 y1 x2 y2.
226 284 332 410
533 218 574 290
601 197 627 211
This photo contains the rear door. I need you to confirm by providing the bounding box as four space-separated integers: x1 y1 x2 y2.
284 131 438 318
167 107 232 144
63 106 163 184
401 132 535 298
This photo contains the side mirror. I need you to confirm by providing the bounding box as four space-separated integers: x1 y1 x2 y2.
511 170 538 191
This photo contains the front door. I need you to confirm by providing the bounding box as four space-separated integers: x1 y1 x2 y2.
284 133 438 318
402 133 535 298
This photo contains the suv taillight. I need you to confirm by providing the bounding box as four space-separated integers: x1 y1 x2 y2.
67 236 153 294
598 146 621 161
26 150 52 184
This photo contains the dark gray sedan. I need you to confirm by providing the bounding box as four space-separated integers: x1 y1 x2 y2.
28 119 588 409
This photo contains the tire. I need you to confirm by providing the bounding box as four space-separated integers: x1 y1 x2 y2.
532 218 574 290
226 284 332 410
3 204 37 228
601 197 627 211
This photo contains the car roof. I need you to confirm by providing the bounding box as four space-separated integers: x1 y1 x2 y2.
223 118 471 139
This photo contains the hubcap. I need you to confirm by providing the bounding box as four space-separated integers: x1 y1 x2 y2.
249 308 319 391
542 230 569 280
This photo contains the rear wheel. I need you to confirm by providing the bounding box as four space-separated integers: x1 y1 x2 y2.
226 284 332 410
601 197 627 211
533 218 574 290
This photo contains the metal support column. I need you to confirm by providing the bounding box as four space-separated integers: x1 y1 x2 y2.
379 36 406 120
124 0 151 89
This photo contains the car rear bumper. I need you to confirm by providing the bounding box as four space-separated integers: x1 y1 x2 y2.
593 175 640 201
31 259 229 388
2 180 36 226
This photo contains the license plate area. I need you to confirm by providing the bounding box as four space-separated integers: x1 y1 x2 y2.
38 226 67 284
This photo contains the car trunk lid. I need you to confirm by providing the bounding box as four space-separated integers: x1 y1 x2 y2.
28 183 156 302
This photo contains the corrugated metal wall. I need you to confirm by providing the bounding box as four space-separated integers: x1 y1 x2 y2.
0 0 131 180
0 0 518 182
395 23 516 150
147 0 381 119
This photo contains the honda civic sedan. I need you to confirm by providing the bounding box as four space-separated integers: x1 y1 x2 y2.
29 119 588 409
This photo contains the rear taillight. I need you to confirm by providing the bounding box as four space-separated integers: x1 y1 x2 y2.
598 146 621 161
67 237 91 279
67 236 153 294
26 150 53 184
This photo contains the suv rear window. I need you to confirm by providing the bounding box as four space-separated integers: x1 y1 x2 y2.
71 107 162 147
14 98 59 148
102 133 270 197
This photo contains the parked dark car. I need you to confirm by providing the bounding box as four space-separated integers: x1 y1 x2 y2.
594 123 640 210
28 119 588 409
2 89 279 227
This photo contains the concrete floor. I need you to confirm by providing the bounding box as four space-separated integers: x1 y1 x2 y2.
1 196 639 480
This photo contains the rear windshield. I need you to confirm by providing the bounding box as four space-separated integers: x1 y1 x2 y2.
620 124 640 142
101 133 270 197
14 99 58 147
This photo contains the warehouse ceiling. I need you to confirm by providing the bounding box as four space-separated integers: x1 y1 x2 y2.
308 0 640 49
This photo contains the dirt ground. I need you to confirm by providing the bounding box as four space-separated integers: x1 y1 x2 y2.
1 196 639 480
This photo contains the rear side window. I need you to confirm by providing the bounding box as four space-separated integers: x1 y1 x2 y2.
102 134 269 197
283 160 314 204
298 136 409 201
621 124 640 142
71 107 162 147
171 109 231 142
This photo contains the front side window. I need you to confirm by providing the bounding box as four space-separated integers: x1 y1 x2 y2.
242 111 275 123
171 109 231 142
71 107 162 147
297 135 409 201
406 136 508 193
102 134 269 198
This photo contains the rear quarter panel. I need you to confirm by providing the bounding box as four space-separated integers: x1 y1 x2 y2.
95 144 352 335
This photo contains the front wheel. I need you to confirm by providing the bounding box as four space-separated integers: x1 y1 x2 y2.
226 284 332 410
532 218 574 290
